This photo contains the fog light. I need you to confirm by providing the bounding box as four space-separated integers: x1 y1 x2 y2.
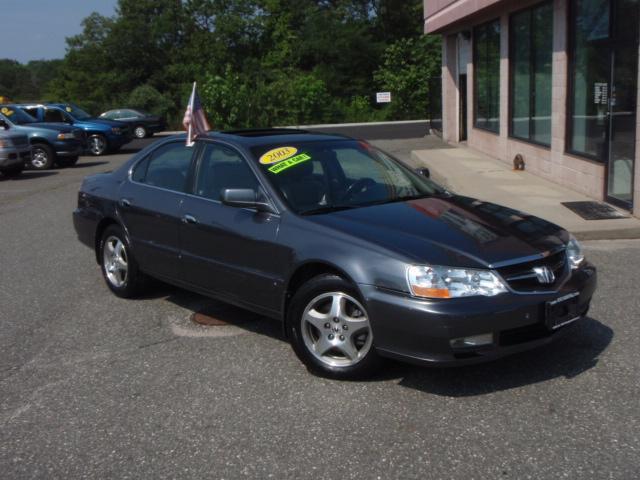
450 333 494 349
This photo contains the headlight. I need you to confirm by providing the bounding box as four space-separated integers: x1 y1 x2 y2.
111 127 121 135
57 133 75 140
567 235 584 269
407 265 507 299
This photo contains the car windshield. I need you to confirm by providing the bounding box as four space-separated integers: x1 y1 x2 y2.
252 140 445 215
0 106 37 125
64 104 92 120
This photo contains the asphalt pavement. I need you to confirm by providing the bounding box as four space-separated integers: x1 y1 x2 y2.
1 130 639 479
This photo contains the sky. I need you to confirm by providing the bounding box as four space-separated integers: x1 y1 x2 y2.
1 0 118 63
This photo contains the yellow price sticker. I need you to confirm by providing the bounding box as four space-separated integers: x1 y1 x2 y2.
259 146 298 165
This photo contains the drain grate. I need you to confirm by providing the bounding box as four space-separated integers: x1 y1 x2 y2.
191 301 262 326
561 201 629 220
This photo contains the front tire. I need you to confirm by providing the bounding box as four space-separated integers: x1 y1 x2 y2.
99 225 146 298
287 274 381 379
134 125 147 139
30 144 54 170
88 134 108 156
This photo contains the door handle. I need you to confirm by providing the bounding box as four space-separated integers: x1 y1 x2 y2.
182 214 198 225
119 198 132 208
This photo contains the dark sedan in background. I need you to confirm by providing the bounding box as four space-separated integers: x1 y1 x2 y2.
99 109 166 139
73 129 597 379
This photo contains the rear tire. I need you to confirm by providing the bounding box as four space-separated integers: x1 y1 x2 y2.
287 274 382 379
30 144 54 170
99 224 147 298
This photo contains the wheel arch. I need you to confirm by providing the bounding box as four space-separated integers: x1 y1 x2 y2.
29 137 52 147
282 260 361 336
94 217 120 264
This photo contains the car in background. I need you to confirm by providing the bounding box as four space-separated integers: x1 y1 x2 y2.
99 109 165 139
73 129 597 379
0 121 31 177
0 105 84 170
19 103 131 156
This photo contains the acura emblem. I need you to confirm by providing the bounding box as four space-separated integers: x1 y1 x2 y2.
533 266 555 284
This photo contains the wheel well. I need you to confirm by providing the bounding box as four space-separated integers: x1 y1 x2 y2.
94 218 118 264
282 262 353 334
30 138 50 147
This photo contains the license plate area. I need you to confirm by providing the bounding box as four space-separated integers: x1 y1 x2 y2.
545 292 581 330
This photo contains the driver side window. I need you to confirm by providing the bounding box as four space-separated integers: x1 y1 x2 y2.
194 143 259 201
44 109 65 123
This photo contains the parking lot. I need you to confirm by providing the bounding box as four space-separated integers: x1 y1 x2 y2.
1 132 640 479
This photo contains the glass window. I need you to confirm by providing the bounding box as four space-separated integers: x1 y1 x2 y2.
510 2 553 145
251 140 444 215
44 108 65 123
195 143 259 201
133 142 194 192
474 19 501 133
568 0 611 159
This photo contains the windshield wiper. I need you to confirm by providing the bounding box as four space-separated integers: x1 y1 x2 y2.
300 204 358 216
356 193 435 208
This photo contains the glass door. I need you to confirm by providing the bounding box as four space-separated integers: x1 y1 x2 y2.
605 0 639 209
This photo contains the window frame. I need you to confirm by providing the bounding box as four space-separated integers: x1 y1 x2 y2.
129 140 199 194
565 0 612 162
508 0 554 148
473 18 502 134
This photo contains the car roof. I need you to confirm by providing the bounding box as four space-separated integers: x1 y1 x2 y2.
207 128 354 147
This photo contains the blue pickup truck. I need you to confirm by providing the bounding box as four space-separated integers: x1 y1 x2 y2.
19 103 132 156
0 105 85 170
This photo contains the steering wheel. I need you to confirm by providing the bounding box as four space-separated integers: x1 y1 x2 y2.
343 178 376 201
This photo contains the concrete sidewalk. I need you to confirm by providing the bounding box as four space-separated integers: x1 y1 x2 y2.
411 146 640 240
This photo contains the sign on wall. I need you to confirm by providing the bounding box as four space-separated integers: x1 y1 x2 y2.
376 92 392 104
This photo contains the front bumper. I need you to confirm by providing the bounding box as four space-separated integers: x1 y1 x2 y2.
0 147 31 168
360 262 597 366
53 140 84 157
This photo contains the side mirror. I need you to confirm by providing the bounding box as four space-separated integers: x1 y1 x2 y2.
415 167 430 178
222 188 275 213
0 119 8 130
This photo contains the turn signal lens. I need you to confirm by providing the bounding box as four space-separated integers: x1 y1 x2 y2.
407 265 507 299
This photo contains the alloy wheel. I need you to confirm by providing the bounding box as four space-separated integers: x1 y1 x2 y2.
89 135 107 155
134 126 146 138
301 292 373 368
31 148 49 169
103 235 128 288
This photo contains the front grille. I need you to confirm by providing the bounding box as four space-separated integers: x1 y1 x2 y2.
497 249 567 292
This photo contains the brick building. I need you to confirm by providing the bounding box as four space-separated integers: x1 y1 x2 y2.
425 0 639 215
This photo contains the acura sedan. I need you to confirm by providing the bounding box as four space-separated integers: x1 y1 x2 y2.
99 109 166 139
73 129 597 378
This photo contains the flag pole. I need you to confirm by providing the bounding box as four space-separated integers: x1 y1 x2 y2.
187 81 196 146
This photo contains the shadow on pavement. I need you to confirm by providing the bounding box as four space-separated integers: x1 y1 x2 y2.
152 285 612 394
395 316 612 396
73 161 109 168
1 171 59 180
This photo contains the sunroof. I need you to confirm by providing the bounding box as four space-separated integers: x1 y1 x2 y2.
222 128 309 137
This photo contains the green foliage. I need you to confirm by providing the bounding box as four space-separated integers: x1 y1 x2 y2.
2 0 441 125
374 35 442 119
127 85 174 119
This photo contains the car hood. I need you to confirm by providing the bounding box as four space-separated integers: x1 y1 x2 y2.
28 122 75 132
74 118 123 128
305 195 569 268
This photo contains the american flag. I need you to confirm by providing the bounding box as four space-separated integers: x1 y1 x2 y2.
183 82 211 147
